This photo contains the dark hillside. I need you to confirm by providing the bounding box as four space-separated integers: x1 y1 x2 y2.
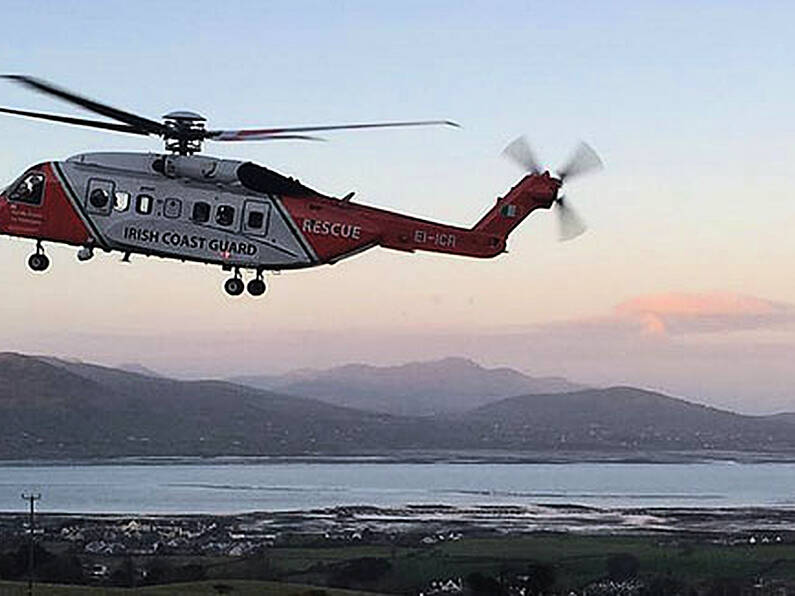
461 387 795 451
2 354 794 458
0 353 446 459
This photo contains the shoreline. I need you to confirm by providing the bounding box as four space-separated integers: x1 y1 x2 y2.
3 503 795 535
3 449 795 466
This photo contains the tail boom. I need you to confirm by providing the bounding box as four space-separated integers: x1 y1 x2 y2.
377 172 560 258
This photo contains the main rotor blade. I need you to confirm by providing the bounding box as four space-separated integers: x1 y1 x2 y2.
207 119 458 141
558 141 603 181
2 75 166 136
556 198 587 241
502 136 543 174
0 106 150 136
210 133 327 142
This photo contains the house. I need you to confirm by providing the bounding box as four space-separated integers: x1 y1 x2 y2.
419 577 463 595
88 564 109 579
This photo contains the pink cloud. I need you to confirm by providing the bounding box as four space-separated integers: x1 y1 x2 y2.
615 292 795 335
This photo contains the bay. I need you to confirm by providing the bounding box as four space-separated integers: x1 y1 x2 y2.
1 460 794 515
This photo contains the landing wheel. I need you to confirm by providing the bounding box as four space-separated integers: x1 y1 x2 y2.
28 253 50 272
224 277 245 296
247 278 266 297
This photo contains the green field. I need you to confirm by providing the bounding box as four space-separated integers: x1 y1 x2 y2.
4 533 795 594
0 579 384 595
219 533 795 593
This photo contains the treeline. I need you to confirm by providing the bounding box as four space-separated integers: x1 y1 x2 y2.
0 544 206 587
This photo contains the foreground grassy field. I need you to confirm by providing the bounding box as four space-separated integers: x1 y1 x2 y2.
4 533 795 594
224 533 795 593
0 579 385 595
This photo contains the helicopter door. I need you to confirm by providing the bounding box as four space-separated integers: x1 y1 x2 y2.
242 200 270 236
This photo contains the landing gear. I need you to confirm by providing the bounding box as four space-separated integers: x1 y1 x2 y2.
224 275 245 296
77 246 94 262
223 269 268 297
247 272 266 297
28 242 50 272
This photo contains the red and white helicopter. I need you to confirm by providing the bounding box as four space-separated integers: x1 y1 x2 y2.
0 76 602 296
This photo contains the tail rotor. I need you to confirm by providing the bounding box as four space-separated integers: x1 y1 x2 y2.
501 135 603 241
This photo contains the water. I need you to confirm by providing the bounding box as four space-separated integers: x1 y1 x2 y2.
0 460 794 514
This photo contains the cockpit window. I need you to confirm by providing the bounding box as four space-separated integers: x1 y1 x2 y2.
8 172 45 206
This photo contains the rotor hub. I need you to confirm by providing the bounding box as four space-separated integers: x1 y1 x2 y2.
163 111 208 155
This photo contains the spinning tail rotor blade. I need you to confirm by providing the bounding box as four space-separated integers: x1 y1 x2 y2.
207 120 458 142
558 141 603 181
502 135 543 174
556 196 587 242
2 75 166 135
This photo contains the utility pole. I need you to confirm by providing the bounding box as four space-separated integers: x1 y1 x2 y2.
21 493 41 596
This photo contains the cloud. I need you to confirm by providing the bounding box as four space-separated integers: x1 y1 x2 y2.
615 292 795 335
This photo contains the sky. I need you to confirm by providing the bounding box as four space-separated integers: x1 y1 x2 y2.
0 1 793 413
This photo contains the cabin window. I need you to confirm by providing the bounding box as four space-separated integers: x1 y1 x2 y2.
136 194 153 215
247 210 264 229
163 197 182 219
216 205 235 226
89 188 110 210
8 172 46 205
192 201 210 223
114 191 130 212
86 178 115 215
242 201 270 236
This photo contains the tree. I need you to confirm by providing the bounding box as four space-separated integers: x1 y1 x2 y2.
111 556 136 587
524 562 557 595
642 575 690 596
606 553 640 581
329 557 391 586
705 578 743 596
466 572 505 596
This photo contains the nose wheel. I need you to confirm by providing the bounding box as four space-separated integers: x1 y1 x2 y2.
28 242 50 272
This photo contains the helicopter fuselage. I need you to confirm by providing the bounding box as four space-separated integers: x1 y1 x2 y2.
0 152 560 280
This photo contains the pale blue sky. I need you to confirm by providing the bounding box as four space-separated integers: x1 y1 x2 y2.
1 1 794 409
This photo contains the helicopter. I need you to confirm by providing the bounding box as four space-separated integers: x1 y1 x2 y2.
0 75 602 296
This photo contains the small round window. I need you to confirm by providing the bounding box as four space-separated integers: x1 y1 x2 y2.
89 188 110 209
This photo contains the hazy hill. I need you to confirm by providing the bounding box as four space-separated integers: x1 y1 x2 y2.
460 387 795 451
2 353 795 459
767 413 795 425
117 362 166 377
231 357 585 416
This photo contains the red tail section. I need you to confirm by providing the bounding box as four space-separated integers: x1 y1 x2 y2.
370 172 561 260
283 172 562 264
473 172 560 237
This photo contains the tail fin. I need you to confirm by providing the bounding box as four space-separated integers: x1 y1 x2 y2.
473 172 560 238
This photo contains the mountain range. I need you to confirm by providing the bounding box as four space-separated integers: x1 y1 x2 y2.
0 352 793 459
230 357 584 415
